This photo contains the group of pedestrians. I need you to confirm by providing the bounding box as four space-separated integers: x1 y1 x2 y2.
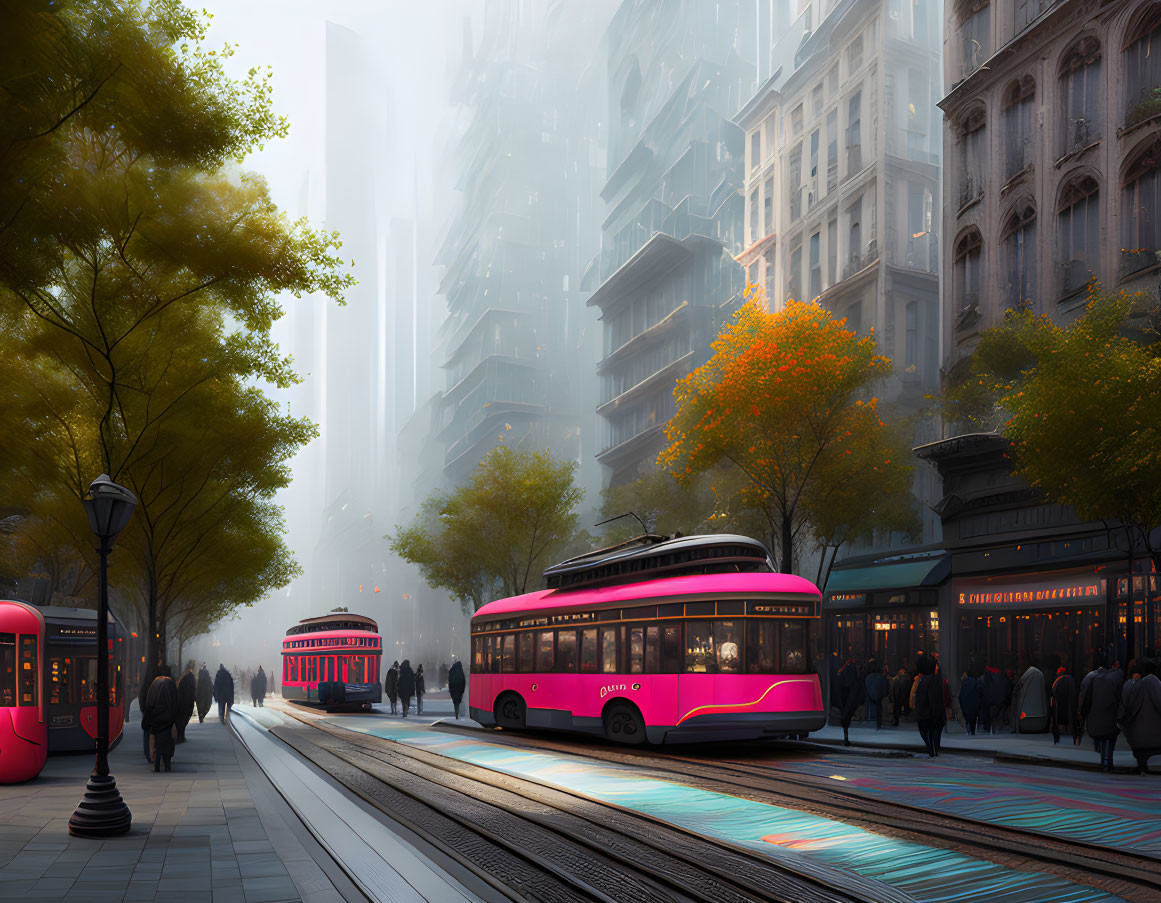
834 653 952 756
382 659 467 718
138 662 234 772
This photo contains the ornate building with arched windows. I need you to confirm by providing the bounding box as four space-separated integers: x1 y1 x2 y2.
941 0 1161 371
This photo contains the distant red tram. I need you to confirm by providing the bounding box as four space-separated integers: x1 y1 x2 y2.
281 613 382 709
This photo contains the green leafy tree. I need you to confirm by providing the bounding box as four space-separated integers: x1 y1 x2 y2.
599 466 716 541
661 299 917 575
954 286 1161 582
391 447 585 614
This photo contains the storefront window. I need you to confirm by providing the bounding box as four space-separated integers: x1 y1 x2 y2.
958 607 1101 679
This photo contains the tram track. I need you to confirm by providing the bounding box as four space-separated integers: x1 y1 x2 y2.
429 722 1161 903
267 706 910 903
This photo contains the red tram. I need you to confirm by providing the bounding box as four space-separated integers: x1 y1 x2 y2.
281 613 382 709
1 600 125 784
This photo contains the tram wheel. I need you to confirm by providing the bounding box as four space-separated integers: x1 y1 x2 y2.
603 702 646 745
494 693 526 729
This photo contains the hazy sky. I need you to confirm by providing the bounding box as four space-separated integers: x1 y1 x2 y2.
188 0 483 668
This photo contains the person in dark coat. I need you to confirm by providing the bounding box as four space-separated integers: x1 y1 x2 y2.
913 656 946 757
981 666 1008 734
397 660 415 717
1121 661 1161 773
836 658 864 746
448 660 466 719
1079 654 1125 771
176 668 196 743
958 668 983 735
863 659 890 730
891 663 912 725
138 659 159 762
415 664 426 715
439 662 449 691
384 662 399 715
143 666 179 772
251 666 268 707
1050 667 1080 745
214 664 234 723
196 664 213 723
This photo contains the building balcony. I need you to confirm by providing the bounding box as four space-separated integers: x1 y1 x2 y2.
1121 248 1160 279
903 233 938 274
1060 259 1093 300
957 177 983 211
1125 87 1161 130
842 242 880 280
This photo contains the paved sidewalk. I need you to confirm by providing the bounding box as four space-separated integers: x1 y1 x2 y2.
0 709 360 903
810 721 1150 770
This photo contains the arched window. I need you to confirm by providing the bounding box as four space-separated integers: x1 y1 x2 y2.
957 106 986 208
1003 77 1035 181
1060 36 1102 155
1057 175 1100 298
1002 204 1037 308
959 0 991 78
1124 4 1161 127
1121 137 1161 277
954 229 983 311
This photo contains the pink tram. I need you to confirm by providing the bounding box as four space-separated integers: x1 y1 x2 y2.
1 601 125 783
281 613 383 709
469 535 826 744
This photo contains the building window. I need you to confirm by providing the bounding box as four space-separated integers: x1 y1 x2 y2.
808 129 820 208
809 231 821 299
1002 76 1035 182
827 216 838 287
847 196 863 274
905 301 919 372
789 240 803 302
954 229 983 313
957 106 986 208
1002 204 1037 309
1121 137 1161 278
847 34 864 75
764 246 777 302
789 144 803 221
791 103 804 135
846 91 862 175
959 0 990 78
1124 8 1161 128
749 187 759 243
826 110 838 190
763 176 774 237
812 83 824 116
1057 175 1099 299
1060 36 1102 155
750 130 761 173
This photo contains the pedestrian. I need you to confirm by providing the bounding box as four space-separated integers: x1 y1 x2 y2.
138 659 159 763
1013 664 1047 733
913 655 945 757
214 663 234 723
1121 661 1161 774
439 662 449 691
176 667 196 743
1049 666 1080 745
891 663 912 726
448 660 466 719
415 664 426 715
836 658 864 746
398 659 415 717
1079 654 1125 771
256 665 267 706
251 665 267 707
958 667 983 735
196 664 213 723
864 659 889 730
385 661 399 715
981 665 1007 734
143 665 179 772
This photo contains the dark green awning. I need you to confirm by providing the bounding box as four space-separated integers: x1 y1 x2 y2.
825 554 950 595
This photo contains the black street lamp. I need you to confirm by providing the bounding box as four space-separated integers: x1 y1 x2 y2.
69 474 137 838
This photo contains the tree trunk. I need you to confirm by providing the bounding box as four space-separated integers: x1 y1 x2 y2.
780 513 794 574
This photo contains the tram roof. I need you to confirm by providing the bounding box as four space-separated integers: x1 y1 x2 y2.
473 571 821 622
286 613 378 635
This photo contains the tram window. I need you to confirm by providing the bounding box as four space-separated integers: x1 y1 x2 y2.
599 627 617 673
717 600 745 616
629 627 645 674
686 601 715 617
580 629 598 673
659 603 683 618
501 634 516 673
80 657 98 704
685 620 714 672
535 631 554 672
661 625 682 672
556 630 577 672
19 636 37 706
779 621 807 673
645 626 660 673
518 632 533 673
716 620 741 673
50 656 73 705
747 620 776 673
0 634 14 707
312 657 319 682
490 635 503 673
472 637 483 673
623 605 656 620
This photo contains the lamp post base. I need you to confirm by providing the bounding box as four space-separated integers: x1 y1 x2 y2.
68 774 132 837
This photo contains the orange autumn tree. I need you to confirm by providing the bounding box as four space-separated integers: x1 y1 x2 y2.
660 298 917 576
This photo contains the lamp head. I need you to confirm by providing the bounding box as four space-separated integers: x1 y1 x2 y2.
82 474 138 544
